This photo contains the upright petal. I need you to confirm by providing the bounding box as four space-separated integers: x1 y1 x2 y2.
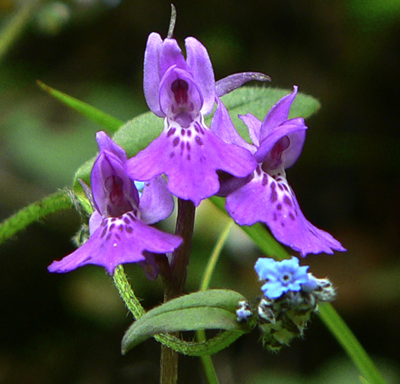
159 37 188 76
238 113 262 148
185 37 215 115
96 131 127 163
259 86 299 142
143 33 164 116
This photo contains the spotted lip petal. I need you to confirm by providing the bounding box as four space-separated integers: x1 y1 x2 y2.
226 168 345 256
48 212 182 275
127 117 257 206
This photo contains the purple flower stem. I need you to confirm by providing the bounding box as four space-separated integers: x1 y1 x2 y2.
160 198 196 384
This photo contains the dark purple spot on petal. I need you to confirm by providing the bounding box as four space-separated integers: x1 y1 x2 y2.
187 130 192 137
126 226 133 233
115 234 121 241
109 224 115 231
170 152 175 158
101 220 107 227
194 124 200 133
111 218 117 222
119 225 124 232
262 174 268 186
273 213 277 221
283 196 292 207
101 227 107 238
196 136 203 146
82 256 92 263
181 129 185 136
289 213 295 221
186 142 191 151
278 184 284 191
181 142 185 150
277 204 282 210
173 137 180 147
280 222 285 227
283 184 289 192
270 183 277 203
124 217 130 224
106 233 112 241
167 128 176 137
187 154 191 160
256 167 262 176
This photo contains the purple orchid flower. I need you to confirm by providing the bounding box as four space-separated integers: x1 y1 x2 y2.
48 131 182 276
220 86 345 256
126 32 269 206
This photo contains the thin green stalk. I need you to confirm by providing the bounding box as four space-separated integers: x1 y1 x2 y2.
0 0 41 62
197 220 234 384
200 220 234 291
0 189 74 245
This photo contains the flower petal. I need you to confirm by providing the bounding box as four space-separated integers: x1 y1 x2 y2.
139 176 175 224
259 85 299 142
160 37 188 76
143 33 164 116
226 170 345 256
238 113 262 148
48 213 182 275
216 72 271 97
254 119 307 164
211 99 255 152
185 37 215 115
96 131 127 163
127 119 257 206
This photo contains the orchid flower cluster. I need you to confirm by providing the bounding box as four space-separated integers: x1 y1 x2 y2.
0 8 389 384
48 23 344 277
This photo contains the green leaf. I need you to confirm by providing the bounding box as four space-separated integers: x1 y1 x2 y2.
36 81 124 133
121 289 250 354
71 87 320 190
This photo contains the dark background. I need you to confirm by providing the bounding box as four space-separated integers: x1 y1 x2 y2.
0 0 399 383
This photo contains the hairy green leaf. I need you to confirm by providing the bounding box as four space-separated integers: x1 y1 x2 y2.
121 289 250 354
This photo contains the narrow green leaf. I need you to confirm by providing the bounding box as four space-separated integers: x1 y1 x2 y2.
0 189 74 245
0 1 40 62
318 303 387 384
122 306 245 354
36 80 124 132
